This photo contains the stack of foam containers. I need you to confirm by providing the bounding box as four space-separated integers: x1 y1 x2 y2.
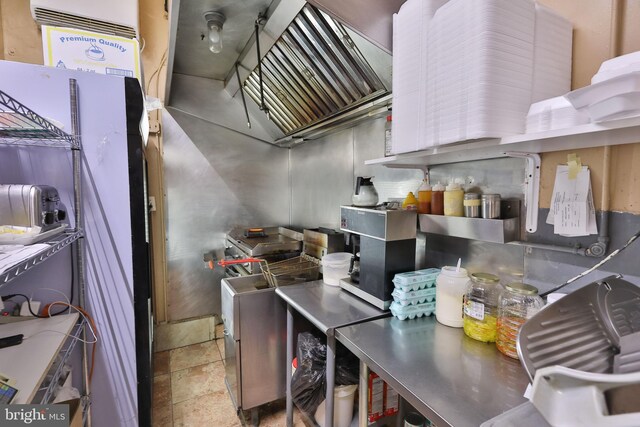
389 268 440 320
390 0 449 155
391 0 572 153
591 51 640 84
562 51 640 123
526 96 589 133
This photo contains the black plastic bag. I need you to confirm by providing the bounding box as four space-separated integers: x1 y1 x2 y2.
291 331 359 416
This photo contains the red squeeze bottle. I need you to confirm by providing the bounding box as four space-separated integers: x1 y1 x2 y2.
431 182 445 215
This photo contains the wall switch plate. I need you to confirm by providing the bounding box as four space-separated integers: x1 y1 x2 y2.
148 196 157 212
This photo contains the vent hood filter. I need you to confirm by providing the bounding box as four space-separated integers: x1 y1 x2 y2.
243 5 387 136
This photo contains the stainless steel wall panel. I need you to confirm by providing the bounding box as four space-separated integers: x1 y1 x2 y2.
290 116 424 229
425 234 525 284
290 128 354 229
163 108 289 321
353 116 424 202
428 158 527 200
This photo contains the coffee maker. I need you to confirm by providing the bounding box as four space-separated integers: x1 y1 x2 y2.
339 206 416 309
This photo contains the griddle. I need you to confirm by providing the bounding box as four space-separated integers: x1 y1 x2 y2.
225 226 302 257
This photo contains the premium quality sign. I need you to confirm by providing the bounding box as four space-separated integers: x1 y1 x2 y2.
42 26 141 82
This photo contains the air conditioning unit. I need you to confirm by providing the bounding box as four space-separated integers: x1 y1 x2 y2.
30 0 139 39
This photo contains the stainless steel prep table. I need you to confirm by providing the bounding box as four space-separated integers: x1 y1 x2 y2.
336 316 532 427
275 281 389 427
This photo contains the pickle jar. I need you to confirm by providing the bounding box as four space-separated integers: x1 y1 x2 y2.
463 273 501 342
496 283 544 359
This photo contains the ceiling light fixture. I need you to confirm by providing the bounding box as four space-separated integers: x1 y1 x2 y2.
204 11 225 54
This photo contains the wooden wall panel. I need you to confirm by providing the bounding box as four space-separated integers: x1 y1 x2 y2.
0 1 3 60
538 0 613 90
621 1 640 54
140 0 170 323
0 0 42 64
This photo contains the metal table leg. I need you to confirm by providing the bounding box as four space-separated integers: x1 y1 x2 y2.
359 361 369 427
286 304 294 427
325 329 336 427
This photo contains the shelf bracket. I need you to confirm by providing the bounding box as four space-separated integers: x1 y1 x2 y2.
506 152 540 233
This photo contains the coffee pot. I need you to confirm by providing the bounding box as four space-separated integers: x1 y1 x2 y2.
352 176 379 207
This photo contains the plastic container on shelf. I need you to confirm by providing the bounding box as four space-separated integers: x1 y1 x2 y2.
390 301 436 320
496 282 544 359
463 273 501 342
314 384 358 427
444 183 464 216
402 192 418 210
321 252 352 286
417 179 432 214
435 266 469 328
392 287 437 306
431 183 445 215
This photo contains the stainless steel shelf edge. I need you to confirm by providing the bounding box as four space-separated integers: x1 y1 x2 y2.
0 89 77 148
367 115 640 168
0 231 83 288
418 200 520 243
418 215 519 243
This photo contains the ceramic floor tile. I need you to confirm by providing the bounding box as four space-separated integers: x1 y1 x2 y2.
216 338 225 364
173 390 240 427
154 351 170 377
253 401 307 427
153 374 172 407
152 403 173 427
155 318 210 352
209 316 218 341
170 340 221 372
171 361 226 404
215 323 224 340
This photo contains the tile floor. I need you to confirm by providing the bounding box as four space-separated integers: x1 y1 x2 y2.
151 324 307 426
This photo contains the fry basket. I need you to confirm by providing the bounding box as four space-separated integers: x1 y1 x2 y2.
216 253 320 288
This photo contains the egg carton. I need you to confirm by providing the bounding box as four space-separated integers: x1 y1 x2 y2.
390 301 436 320
393 268 440 287
392 287 437 306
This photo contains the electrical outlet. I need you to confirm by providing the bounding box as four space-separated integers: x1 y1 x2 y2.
20 301 41 317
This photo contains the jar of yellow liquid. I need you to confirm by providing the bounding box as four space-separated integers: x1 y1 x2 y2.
463 273 501 342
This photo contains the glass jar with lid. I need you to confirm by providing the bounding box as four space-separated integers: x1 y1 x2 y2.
463 273 501 342
496 283 544 359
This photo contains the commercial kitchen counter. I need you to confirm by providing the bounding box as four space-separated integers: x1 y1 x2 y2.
276 281 389 427
336 316 532 427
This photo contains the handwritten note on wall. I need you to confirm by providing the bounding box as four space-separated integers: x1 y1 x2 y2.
546 165 597 237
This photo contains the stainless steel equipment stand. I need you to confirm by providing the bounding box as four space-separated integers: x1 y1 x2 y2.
276 281 388 427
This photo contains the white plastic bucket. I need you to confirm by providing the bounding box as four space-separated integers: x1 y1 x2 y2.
321 252 352 286
314 384 358 427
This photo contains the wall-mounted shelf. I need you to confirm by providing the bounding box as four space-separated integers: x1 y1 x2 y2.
418 200 521 243
0 90 76 149
366 115 640 167
0 231 83 288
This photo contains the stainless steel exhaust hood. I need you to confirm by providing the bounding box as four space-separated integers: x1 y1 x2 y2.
243 4 388 137
168 0 393 145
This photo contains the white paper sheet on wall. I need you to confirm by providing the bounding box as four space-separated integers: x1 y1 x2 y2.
546 165 597 236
